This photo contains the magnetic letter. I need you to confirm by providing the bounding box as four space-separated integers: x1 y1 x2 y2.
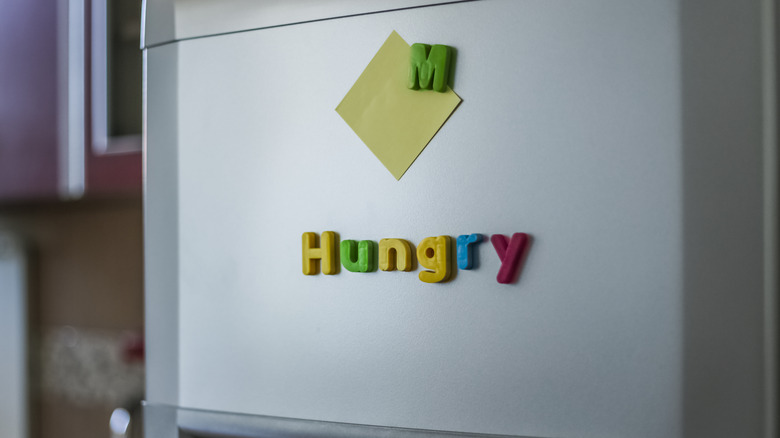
417 236 452 283
490 233 530 284
302 231 337 275
456 233 483 270
379 238 413 271
340 240 378 273
408 43 451 92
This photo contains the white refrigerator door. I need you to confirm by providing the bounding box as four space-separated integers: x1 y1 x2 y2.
144 1 776 437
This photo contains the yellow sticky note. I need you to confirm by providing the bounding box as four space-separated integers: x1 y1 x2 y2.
336 31 461 180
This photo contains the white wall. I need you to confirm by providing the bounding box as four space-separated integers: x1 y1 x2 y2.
0 235 27 438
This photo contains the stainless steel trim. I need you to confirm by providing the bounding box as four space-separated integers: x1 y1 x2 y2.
144 403 539 438
140 0 147 49
58 0 86 199
57 0 68 196
67 0 85 198
761 0 779 436
91 0 109 154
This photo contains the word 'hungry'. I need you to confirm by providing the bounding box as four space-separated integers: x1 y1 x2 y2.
302 232 530 284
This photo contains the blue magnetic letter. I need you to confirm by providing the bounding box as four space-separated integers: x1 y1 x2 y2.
456 234 483 270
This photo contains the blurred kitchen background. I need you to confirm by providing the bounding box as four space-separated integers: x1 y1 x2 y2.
0 0 144 437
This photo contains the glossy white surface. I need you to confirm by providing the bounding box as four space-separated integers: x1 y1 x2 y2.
180 1 683 435
144 0 774 436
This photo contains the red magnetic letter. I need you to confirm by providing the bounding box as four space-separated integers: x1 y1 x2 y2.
491 233 530 284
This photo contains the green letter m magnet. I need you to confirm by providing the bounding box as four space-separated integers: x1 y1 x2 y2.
408 43 451 92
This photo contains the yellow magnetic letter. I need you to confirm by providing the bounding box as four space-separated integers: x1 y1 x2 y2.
379 238 413 271
416 236 452 283
302 231 337 275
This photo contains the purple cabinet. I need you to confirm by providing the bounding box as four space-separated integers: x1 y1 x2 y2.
0 0 59 201
0 0 141 203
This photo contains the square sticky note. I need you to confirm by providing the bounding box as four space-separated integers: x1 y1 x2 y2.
336 31 461 180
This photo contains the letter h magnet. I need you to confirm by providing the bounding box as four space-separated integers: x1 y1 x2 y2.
302 231 337 275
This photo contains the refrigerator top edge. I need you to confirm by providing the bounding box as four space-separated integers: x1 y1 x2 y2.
141 0 475 48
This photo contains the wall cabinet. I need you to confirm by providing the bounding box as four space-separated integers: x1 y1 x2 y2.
0 0 141 203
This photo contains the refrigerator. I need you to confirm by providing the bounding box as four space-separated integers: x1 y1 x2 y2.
142 1 778 437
